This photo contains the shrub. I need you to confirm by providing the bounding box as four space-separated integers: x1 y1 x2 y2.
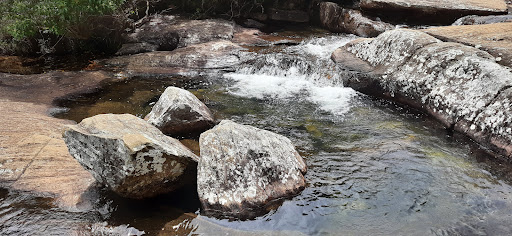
0 0 126 40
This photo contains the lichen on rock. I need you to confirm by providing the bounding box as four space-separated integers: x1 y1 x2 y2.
332 28 512 158
63 114 198 199
198 120 307 219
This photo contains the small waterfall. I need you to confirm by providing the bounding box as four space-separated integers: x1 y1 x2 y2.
225 35 359 116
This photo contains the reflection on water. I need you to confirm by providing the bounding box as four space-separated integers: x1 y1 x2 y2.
4 35 512 235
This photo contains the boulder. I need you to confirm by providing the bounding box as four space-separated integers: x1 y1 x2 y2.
332 29 512 158
145 86 215 137
123 15 236 53
422 22 512 68
452 14 512 25
319 2 394 37
198 120 307 219
359 0 508 24
103 40 243 75
63 114 199 199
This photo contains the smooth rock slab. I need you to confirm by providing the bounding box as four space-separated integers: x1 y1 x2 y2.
63 114 198 199
332 29 512 157
145 86 215 137
360 0 508 23
423 22 512 68
198 120 307 219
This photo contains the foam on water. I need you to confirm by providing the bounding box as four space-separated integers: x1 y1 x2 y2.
225 35 358 116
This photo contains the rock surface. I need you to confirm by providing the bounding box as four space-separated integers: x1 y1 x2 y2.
422 22 512 68
198 120 307 219
120 15 236 55
452 14 512 25
332 29 512 158
63 114 199 199
103 40 243 76
145 86 215 137
319 2 394 37
0 71 115 211
360 0 508 23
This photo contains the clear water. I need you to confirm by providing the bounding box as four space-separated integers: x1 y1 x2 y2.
5 34 512 235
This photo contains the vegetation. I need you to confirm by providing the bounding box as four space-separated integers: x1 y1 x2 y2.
170 0 267 19
0 0 269 55
0 0 126 40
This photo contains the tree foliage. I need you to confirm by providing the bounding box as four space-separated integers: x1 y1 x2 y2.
0 0 126 40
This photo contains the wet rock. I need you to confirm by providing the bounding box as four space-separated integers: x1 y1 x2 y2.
0 56 42 74
63 114 199 199
90 222 145 236
319 2 394 37
198 120 307 219
268 8 310 23
145 86 215 137
0 71 112 105
332 29 512 157
452 14 512 25
124 15 235 51
103 40 243 75
359 0 508 24
422 22 512 67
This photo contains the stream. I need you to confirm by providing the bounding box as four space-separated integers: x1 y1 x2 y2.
3 33 512 235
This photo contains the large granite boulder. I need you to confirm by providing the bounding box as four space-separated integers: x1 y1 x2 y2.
145 86 215 137
103 40 243 75
332 29 512 158
63 114 199 199
359 0 508 24
422 22 512 68
319 2 394 37
118 15 236 55
198 120 307 219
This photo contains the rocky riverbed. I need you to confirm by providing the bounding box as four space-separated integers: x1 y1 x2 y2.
2 0 512 234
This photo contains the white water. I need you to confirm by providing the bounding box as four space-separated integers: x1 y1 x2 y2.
225 35 358 116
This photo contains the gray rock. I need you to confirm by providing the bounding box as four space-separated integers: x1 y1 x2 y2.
332 29 512 157
145 86 215 137
198 120 307 219
319 2 394 37
63 114 199 199
452 14 512 25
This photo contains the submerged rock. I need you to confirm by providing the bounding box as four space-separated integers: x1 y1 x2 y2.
145 86 215 137
318 2 393 37
359 0 508 24
332 29 512 158
63 114 198 199
198 120 307 219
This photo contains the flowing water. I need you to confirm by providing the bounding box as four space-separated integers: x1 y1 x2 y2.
4 33 512 235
